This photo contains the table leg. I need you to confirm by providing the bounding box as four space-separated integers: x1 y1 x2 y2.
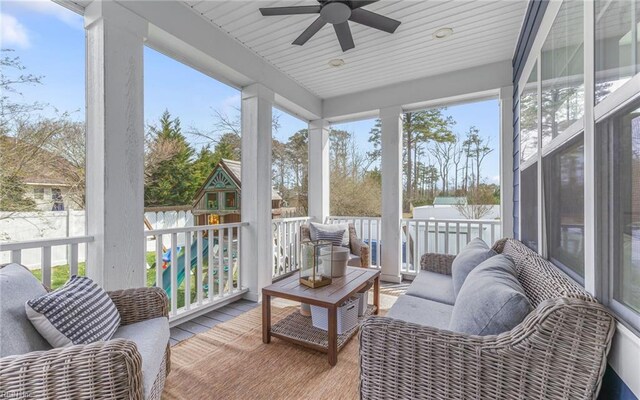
262 294 271 344
373 276 380 315
328 305 338 366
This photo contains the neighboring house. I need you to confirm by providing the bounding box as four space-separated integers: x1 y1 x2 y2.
0 136 81 211
192 159 282 225
433 196 467 207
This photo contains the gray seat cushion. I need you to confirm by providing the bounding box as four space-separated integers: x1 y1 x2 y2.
449 254 533 336
0 263 52 357
347 254 361 267
451 238 496 297
386 295 453 330
113 317 170 399
406 271 455 305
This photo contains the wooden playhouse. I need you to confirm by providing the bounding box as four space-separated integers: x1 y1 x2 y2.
192 159 283 225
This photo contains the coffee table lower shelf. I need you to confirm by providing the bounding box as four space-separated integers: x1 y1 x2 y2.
270 305 377 353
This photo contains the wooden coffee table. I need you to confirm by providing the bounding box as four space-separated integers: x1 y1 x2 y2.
262 267 380 366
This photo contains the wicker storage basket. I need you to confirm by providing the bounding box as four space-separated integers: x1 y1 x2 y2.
310 297 359 334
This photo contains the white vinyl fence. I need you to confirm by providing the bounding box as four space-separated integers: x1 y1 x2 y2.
0 209 193 268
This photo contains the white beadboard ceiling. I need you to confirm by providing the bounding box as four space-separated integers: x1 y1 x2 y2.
182 0 528 99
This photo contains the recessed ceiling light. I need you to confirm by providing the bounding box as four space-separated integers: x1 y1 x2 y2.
328 58 345 67
433 27 454 39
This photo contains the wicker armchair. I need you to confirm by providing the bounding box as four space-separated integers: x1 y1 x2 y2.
0 275 170 400
360 238 616 400
301 223 370 267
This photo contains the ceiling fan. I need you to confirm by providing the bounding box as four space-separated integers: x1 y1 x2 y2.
259 1 401 52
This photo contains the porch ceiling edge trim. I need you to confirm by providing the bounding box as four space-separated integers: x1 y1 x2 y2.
116 0 322 120
322 60 512 121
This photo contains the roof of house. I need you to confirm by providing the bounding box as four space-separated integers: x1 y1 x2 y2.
192 159 282 207
0 135 76 186
433 196 467 206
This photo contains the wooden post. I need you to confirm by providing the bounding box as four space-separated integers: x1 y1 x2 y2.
240 83 274 301
380 106 403 283
308 119 330 222
84 2 147 290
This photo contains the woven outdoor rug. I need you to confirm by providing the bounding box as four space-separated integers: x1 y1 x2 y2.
162 295 397 400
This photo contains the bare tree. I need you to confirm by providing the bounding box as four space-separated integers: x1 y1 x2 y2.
453 186 495 219
463 127 493 189
429 140 456 195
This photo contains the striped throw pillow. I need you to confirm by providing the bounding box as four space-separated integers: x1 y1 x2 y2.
25 276 121 347
316 229 346 247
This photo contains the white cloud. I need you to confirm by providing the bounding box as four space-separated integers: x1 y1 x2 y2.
8 0 83 29
490 175 500 183
1 13 30 48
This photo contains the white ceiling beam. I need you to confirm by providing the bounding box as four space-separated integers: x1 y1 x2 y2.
322 60 512 121
115 1 322 120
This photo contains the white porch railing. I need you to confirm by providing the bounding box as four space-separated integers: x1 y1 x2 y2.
272 217 311 279
324 216 501 273
0 236 94 288
401 218 501 274
144 222 248 320
326 216 383 268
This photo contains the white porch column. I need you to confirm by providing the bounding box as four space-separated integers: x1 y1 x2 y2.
499 86 514 239
380 106 403 283
240 83 274 301
308 119 330 222
84 2 147 290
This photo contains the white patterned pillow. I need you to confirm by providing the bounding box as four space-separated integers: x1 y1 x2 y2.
315 229 346 247
25 276 121 347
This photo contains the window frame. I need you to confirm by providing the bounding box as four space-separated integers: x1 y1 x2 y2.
597 94 640 333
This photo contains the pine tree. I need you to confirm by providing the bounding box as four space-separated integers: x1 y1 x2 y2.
144 110 196 207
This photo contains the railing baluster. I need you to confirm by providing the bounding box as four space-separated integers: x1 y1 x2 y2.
156 234 163 290
227 227 233 296
456 223 461 254
444 222 450 255
184 231 192 311
434 222 440 254
42 246 52 288
490 223 495 244
283 221 288 273
208 230 214 301
413 220 419 273
10 249 21 264
70 243 79 276
218 229 224 297
467 222 472 244
237 226 242 291
276 222 282 277
479 223 484 243
376 218 381 269
197 230 203 304
170 233 178 316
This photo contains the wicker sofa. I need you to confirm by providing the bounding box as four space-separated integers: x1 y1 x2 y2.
0 263 171 400
359 238 616 400
301 223 370 267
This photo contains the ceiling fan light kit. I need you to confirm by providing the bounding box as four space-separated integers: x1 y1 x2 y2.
259 1 401 52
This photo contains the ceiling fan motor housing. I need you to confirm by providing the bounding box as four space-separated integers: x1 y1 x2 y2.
320 2 351 24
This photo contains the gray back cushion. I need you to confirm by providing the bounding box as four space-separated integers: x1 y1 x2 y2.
451 238 496 297
449 255 533 336
0 263 52 357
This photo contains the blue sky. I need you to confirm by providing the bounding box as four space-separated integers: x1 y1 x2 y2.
1 1 499 183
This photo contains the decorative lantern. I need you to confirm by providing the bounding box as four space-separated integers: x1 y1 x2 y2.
299 240 333 288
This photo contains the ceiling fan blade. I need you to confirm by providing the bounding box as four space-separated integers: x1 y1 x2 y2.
292 17 327 46
333 21 355 52
351 1 379 9
349 8 400 33
260 5 321 16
